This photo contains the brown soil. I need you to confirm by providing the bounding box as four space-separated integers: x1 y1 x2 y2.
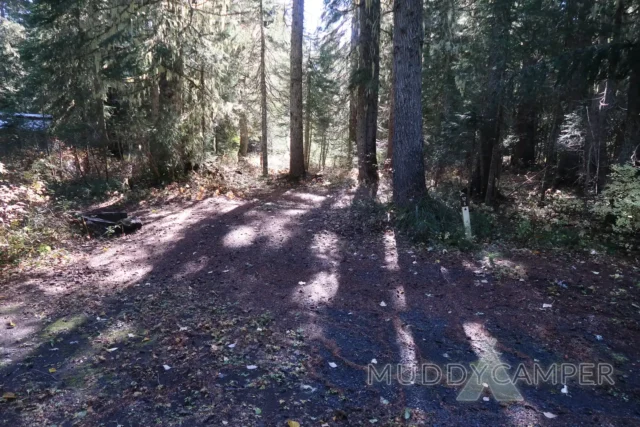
1 185 639 426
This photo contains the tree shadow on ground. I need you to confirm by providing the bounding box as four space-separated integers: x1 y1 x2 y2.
1 186 638 426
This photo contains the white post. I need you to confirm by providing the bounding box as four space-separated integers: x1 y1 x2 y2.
460 192 472 239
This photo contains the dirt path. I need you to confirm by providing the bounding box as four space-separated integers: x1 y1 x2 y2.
1 186 639 426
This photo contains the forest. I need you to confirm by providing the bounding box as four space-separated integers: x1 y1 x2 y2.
1 0 640 426
1 0 639 256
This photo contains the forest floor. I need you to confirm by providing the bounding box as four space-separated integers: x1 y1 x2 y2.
1 181 639 426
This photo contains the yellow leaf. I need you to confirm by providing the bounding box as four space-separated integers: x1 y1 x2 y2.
287 421 300 427
142 337 150 342
7 320 15 328
49 368 57 373
2 392 16 400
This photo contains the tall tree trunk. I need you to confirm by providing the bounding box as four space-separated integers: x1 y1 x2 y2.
348 3 358 167
591 0 623 192
387 65 394 162
321 130 328 170
93 51 110 182
619 44 640 164
474 0 510 201
539 102 563 200
485 106 503 204
259 0 268 176
512 101 536 168
289 0 305 178
200 68 207 163
356 0 380 190
304 52 312 170
392 0 426 206
238 112 249 158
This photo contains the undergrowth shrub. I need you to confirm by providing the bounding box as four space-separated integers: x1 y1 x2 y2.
1 160 72 267
593 165 640 234
395 191 492 249
350 197 388 233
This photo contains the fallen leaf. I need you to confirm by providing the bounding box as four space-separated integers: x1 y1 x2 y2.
163 365 171 371
48 368 57 373
328 362 337 368
106 347 118 352
287 421 300 427
2 392 16 400
380 301 387 307
247 365 258 370
371 358 378 364
561 384 568 394
543 412 558 419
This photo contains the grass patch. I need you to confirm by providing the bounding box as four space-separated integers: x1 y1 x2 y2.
42 314 86 337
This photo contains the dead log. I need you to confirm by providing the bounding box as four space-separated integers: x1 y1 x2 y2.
76 211 142 237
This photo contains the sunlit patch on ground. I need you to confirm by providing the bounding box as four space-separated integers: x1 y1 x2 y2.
223 225 257 248
0 187 638 426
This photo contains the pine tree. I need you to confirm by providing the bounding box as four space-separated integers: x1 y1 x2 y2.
392 0 426 206
355 0 381 191
289 0 305 178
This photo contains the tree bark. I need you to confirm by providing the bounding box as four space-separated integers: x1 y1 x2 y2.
200 68 207 163
320 130 328 170
387 64 394 162
485 106 503 204
304 52 312 169
259 0 268 176
590 0 623 192
392 0 426 206
356 0 380 190
474 0 510 201
238 112 249 158
619 44 640 164
347 3 358 168
539 102 563 200
92 50 110 182
289 0 305 178
512 101 536 168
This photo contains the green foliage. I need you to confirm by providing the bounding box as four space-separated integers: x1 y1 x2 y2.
512 216 584 248
594 165 640 234
0 16 25 110
396 194 466 245
0 208 65 266
0 159 71 267
19 0 289 180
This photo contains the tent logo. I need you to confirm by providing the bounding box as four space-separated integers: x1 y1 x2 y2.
366 335 614 403
455 337 523 402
